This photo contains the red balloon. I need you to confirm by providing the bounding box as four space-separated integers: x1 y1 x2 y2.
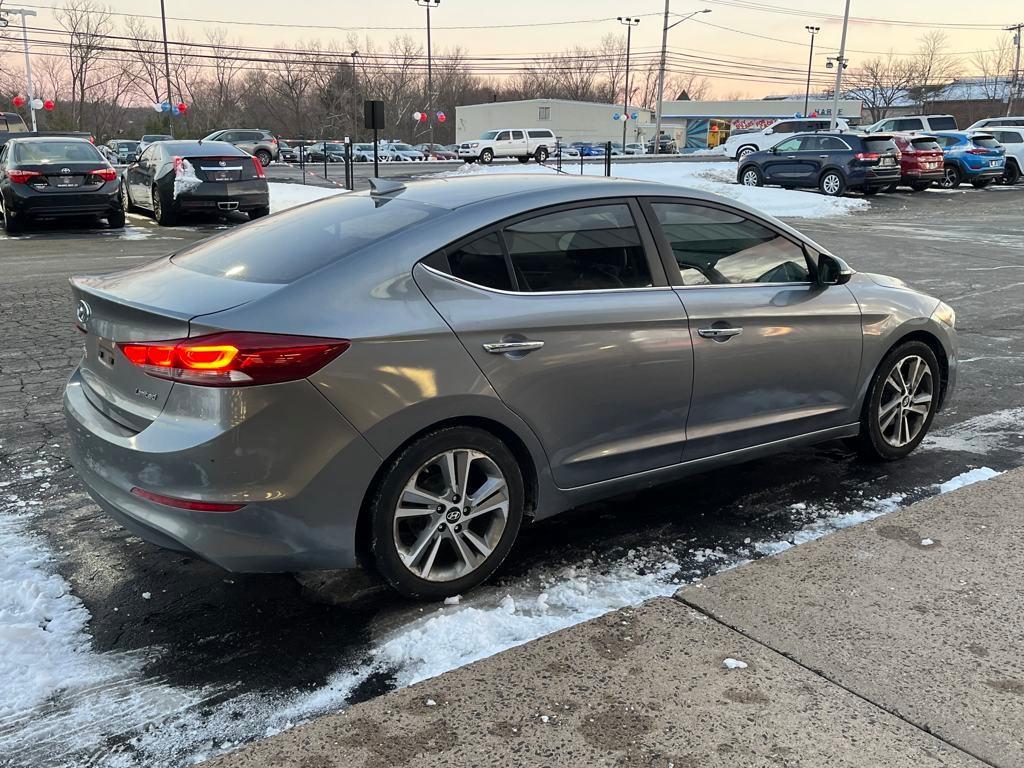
43 99 55 111
12 95 26 108
177 102 188 113
419 111 428 123
436 111 446 123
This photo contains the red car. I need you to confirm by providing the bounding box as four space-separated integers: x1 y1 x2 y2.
884 133 945 192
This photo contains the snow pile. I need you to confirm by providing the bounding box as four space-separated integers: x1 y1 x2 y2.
436 161 869 219
753 493 906 556
268 182 346 213
723 658 748 669
172 159 202 199
937 466 1001 493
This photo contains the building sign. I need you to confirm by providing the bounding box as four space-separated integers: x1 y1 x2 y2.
730 118 776 130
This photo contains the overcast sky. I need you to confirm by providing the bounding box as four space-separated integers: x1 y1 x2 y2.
9 0 1023 98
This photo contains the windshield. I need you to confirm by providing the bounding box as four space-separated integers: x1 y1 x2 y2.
480 131 500 140
14 141 102 164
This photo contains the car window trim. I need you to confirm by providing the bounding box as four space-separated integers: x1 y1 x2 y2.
637 195 820 289
423 197 670 294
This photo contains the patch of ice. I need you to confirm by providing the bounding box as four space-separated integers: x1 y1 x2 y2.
920 538 934 546
922 407 1024 455
425 698 437 707
723 658 748 669
936 467 1001 493
443 595 461 606
268 182 346 213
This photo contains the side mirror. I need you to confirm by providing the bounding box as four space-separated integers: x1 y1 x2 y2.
818 253 854 285
769 146 778 154
764 128 774 135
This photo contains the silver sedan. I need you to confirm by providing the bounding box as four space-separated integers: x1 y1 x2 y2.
64 175 957 599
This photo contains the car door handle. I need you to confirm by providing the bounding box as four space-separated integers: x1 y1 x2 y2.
786 155 797 159
819 154 830 158
697 327 743 339
482 340 545 354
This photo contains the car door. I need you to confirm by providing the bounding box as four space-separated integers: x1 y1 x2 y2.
641 198 863 459
761 137 805 183
492 130 512 157
509 130 528 157
129 145 158 207
415 200 694 489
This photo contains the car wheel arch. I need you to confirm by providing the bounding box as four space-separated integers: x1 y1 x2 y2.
860 327 952 419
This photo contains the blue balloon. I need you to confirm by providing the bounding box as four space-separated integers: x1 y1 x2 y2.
612 112 621 121
160 101 170 112
171 104 180 116
631 112 639 120
793 112 800 118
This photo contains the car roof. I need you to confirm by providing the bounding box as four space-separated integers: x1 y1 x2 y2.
6 135 95 144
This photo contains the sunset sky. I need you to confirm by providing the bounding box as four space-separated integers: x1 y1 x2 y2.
4 0 1021 98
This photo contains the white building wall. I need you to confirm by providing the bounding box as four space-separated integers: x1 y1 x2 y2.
455 99 654 145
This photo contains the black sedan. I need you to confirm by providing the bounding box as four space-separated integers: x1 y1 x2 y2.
0 136 123 234
121 140 269 225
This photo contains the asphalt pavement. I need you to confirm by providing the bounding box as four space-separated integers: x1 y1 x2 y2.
1 176 1022 767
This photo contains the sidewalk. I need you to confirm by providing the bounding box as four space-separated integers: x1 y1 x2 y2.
203 467 1024 768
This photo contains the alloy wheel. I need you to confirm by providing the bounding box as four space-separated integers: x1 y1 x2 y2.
741 169 760 186
939 166 959 188
738 147 754 160
877 354 934 448
822 173 842 196
392 448 510 582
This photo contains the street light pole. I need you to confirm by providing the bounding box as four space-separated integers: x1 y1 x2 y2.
829 0 852 130
3 8 39 131
803 26 820 118
416 0 440 157
617 16 640 148
159 0 174 137
653 6 711 154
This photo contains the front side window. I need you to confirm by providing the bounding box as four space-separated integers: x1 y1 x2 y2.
495 131 511 141
446 232 512 291
503 204 653 292
774 138 802 152
650 203 811 286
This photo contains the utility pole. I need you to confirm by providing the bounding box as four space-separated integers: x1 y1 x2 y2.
1007 23 1023 116
803 26 820 118
653 5 710 154
3 8 39 131
416 0 440 156
829 0 851 131
159 0 173 136
617 16 640 148
350 50 359 138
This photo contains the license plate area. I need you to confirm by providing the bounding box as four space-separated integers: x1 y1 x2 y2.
50 175 83 188
880 157 896 167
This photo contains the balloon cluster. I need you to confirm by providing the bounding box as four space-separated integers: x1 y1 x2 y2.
152 101 189 115
10 96 55 110
612 111 640 121
412 111 446 123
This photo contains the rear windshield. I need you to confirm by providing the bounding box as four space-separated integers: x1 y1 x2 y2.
171 195 441 284
142 135 171 143
13 141 102 163
911 138 942 151
863 138 898 153
164 141 245 157
972 136 1000 148
929 117 957 131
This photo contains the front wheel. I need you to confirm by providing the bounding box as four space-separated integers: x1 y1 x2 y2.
882 183 898 193
862 186 881 196
369 426 525 600
479 148 494 164
739 166 763 187
819 170 846 197
938 164 961 189
857 341 940 461
255 150 272 168
1003 161 1021 185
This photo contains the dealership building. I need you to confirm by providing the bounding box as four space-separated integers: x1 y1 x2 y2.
455 97 864 151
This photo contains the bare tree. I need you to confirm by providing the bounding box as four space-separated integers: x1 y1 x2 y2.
972 34 1015 100
911 31 961 109
55 0 114 129
845 52 919 122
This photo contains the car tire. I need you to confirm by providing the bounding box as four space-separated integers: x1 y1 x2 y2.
1003 160 1021 185
938 164 961 189
517 155 530 164
1 198 24 235
818 170 846 197
107 208 126 229
909 181 932 192
255 150 272 168
862 186 881 196
152 185 177 226
121 182 138 213
248 206 270 220
369 426 525 600
739 166 763 187
479 149 494 165
882 183 898 193
856 341 941 462
736 145 757 161
464 158 476 164
971 178 993 189
535 147 549 163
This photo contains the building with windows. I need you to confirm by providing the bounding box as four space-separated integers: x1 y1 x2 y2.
455 99 654 146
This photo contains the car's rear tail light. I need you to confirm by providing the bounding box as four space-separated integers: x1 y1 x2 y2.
250 156 266 178
8 169 42 183
854 152 879 161
130 486 245 513
967 147 996 155
118 332 349 386
89 167 118 182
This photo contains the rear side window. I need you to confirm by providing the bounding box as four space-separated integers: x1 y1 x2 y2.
172 196 440 284
511 130 525 140
894 118 924 131
992 131 1023 144
650 203 810 286
527 130 553 139
502 204 652 292
13 141 102 163
972 136 1000 148
864 138 898 153
447 232 512 291
929 117 957 131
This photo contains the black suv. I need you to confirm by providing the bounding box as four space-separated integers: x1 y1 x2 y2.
200 129 279 167
737 132 901 196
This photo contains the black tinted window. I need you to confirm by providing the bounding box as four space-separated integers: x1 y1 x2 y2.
527 130 552 138
911 138 942 151
895 118 924 131
772 122 795 133
447 232 512 291
14 141 102 163
929 117 957 130
651 203 810 286
818 136 849 150
972 136 1000 148
172 196 440 283
502 204 652 292
864 138 898 153
992 131 1023 144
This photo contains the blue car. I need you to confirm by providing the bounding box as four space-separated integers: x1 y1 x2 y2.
570 142 606 157
738 132 901 197
931 131 1005 189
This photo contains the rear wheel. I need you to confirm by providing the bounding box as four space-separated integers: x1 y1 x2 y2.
479 148 494 164
909 181 932 192
107 208 125 229
862 186 881 196
517 155 530 164
255 150 272 168
370 426 525 600
2 198 24 235
248 206 270 220
1003 160 1021 185
736 145 757 161
120 182 138 213
938 164 961 189
882 183 898 193
818 170 846 197
857 341 940 461
971 178 993 189
534 146 549 163
739 166 763 187
152 185 177 226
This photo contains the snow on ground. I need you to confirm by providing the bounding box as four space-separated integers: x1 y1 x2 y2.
268 182 346 214
435 161 869 219
922 407 1024 455
937 466 1001 493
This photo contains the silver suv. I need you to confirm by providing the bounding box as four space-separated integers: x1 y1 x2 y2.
201 129 279 167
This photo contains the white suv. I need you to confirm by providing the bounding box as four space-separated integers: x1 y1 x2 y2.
967 116 1024 131
979 127 1024 184
863 114 957 133
724 118 850 160
458 128 556 164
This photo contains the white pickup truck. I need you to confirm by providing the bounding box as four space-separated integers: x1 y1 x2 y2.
458 128 556 164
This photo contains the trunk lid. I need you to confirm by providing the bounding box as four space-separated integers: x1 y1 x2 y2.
71 258 277 430
22 161 108 192
184 155 259 184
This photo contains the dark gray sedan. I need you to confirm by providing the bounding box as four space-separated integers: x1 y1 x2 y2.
64 175 957 599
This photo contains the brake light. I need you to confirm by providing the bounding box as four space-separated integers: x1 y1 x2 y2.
967 147 992 155
854 152 879 161
250 155 266 178
130 487 245 513
270 138 278 145
173 156 184 176
118 332 349 386
8 169 42 183
89 167 118 182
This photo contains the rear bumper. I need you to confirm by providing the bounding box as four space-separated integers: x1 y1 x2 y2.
63 366 382 572
852 166 901 187
169 179 269 212
4 182 120 217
